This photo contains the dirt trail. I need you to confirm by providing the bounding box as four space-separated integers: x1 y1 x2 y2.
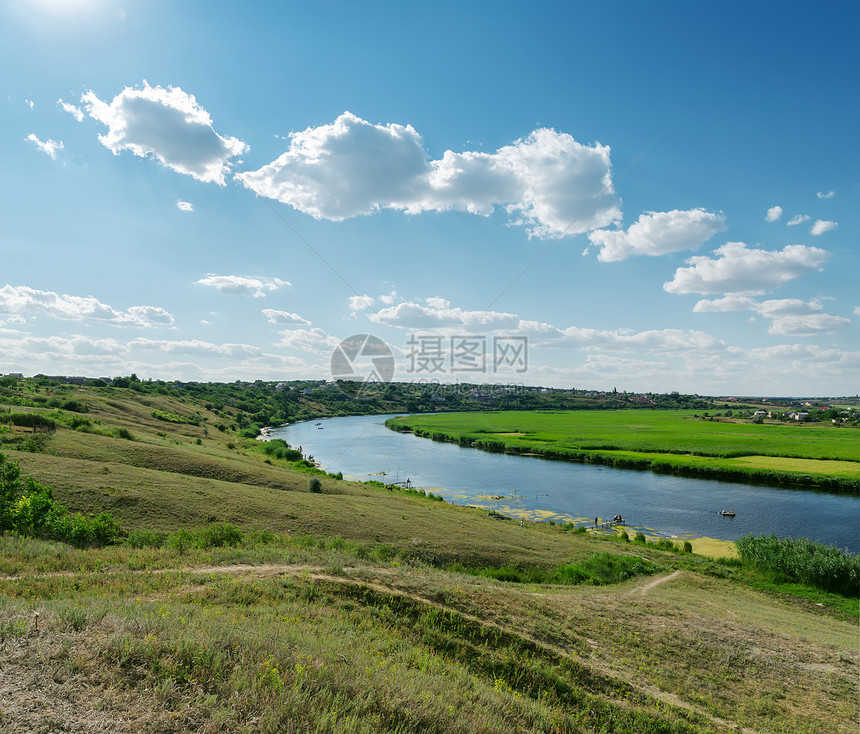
632 569 682 595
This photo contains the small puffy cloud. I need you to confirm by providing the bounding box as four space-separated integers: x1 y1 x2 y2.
176 200 193 212
26 99 34 109
854 306 860 317
663 242 830 296
58 98 84 122
693 296 759 313
237 112 620 238
693 296 848 336
0 284 173 326
764 205 783 222
817 190 835 199
195 274 290 297
262 308 310 326
348 295 375 314
810 219 837 236
586 208 726 262
82 81 248 185
26 133 63 160
786 214 809 226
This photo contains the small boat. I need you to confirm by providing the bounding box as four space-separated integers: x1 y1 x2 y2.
720 510 735 517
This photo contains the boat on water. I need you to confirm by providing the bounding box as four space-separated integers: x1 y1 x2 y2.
720 510 735 517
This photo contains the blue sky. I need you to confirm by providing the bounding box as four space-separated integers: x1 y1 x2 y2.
2 0 858 395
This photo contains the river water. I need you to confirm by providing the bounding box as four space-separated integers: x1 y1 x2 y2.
271 414 860 552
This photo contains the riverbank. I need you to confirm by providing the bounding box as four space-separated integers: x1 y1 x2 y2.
386 411 860 495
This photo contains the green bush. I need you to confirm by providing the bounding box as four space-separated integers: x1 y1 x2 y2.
126 529 168 548
308 477 323 493
197 523 243 548
634 532 646 544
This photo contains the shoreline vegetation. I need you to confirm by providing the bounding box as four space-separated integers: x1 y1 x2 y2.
1 376 858 731
385 410 860 495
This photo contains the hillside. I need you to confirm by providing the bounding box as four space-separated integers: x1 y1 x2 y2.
0 381 857 733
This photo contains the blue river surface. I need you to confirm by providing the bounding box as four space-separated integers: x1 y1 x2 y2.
270 414 860 553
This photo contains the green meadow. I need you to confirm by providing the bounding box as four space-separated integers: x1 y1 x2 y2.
387 410 860 492
0 382 858 732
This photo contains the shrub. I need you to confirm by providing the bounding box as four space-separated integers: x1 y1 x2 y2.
634 532 647 544
127 529 168 548
620 531 630 542
115 428 135 440
197 523 243 548
168 528 193 555
683 541 693 553
308 477 322 493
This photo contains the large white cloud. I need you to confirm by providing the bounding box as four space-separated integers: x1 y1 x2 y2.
82 82 248 185
0 285 173 327
663 242 830 296
195 275 290 297
586 208 726 262
237 112 621 238
694 296 849 336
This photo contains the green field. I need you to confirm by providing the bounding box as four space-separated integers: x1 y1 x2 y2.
387 410 860 492
1 383 858 732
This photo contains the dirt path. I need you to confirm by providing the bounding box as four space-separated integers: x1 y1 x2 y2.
632 569 682 595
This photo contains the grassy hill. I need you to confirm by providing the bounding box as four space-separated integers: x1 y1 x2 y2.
0 383 857 733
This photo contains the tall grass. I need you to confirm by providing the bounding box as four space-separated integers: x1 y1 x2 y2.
735 534 859 596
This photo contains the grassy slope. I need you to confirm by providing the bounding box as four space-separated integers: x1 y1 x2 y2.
388 410 860 488
1 386 857 733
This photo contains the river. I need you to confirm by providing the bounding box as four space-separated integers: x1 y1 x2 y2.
270 414 860 552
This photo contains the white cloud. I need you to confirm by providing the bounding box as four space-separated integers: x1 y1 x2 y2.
26 99 34 109
262 308 310 326
176 200 193 212
586 208 726 262
764 205 783 222
26 133 64 160
237 112 621 238
57 98 84 122
693 296 848 336
692 296 759 313
810 219 837 236
195 274 290 297
130 338 263 358
277 328 341 354
786 214 809 226
368 298 520 331
817 190 835 199
854 306 860 317
663 242 830 296
766 313 849 336
0 285 173 326
348 295 375 314
82 81 248 185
